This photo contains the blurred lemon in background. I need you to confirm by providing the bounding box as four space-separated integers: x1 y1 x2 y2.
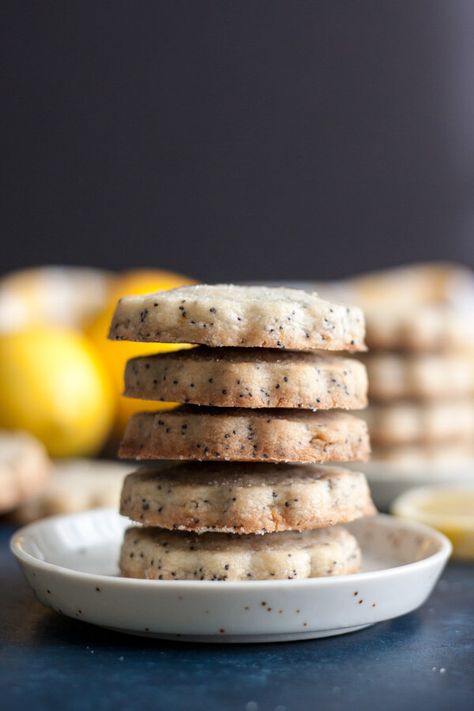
0 266 196 452
86 269 195 435
0 328 114 457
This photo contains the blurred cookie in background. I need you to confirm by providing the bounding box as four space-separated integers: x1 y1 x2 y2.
347 262 474 510
370 441 474 467
363 400 474 446
349 261 474 312
351 262 474 352
0 266 113 333
0 431 51 514
364 352 474 401
13 459 131 524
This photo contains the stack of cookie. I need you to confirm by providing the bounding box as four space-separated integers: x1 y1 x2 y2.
109 285 374 581
367 353 474 465
363 307 474 466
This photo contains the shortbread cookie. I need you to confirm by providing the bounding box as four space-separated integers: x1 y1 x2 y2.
0 431 51 514
109 284 366 352
365 353 474 401
124 348 368 410
350 262 474 310
120 525 361 580
119 408 370 463
371 443 474 466
120 462 375 534
13 458 130 523
365 305 474 352
364 401 474 445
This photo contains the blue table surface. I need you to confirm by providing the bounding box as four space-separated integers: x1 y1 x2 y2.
1 523 473 711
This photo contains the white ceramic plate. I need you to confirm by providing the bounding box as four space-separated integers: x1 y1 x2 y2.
358 460 474 511
11 509 451 643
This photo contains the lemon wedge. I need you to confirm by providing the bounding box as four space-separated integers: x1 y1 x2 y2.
392 485 474 560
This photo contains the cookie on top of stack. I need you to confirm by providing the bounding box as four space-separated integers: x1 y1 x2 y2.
109 285 374 581
351 264 474 467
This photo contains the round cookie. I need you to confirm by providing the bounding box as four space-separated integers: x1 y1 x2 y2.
120 462 375 534
125 348 368 410
109 284 366 352
120 525 361 581
365 353 474 401
0 431 51 514
364 401 474 445
365 305 474 352
14 458 130 523
119 408 370 464
371 442 474 466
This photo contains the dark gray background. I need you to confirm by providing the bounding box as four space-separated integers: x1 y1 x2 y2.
2 1 474 283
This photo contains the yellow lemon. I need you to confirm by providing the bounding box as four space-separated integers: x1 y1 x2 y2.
0 328 114 457
392 484 474 560
86 269 195 435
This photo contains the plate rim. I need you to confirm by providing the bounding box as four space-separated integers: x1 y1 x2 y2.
10 509 452 590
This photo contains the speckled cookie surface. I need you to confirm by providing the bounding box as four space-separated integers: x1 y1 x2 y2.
124 348 368 410
109 284 366 352
364 401 474 445
365 305 474 352
119 408 370 463
120 525 361 581
365 353 474 401
0 432 51 514
120 462 375 534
